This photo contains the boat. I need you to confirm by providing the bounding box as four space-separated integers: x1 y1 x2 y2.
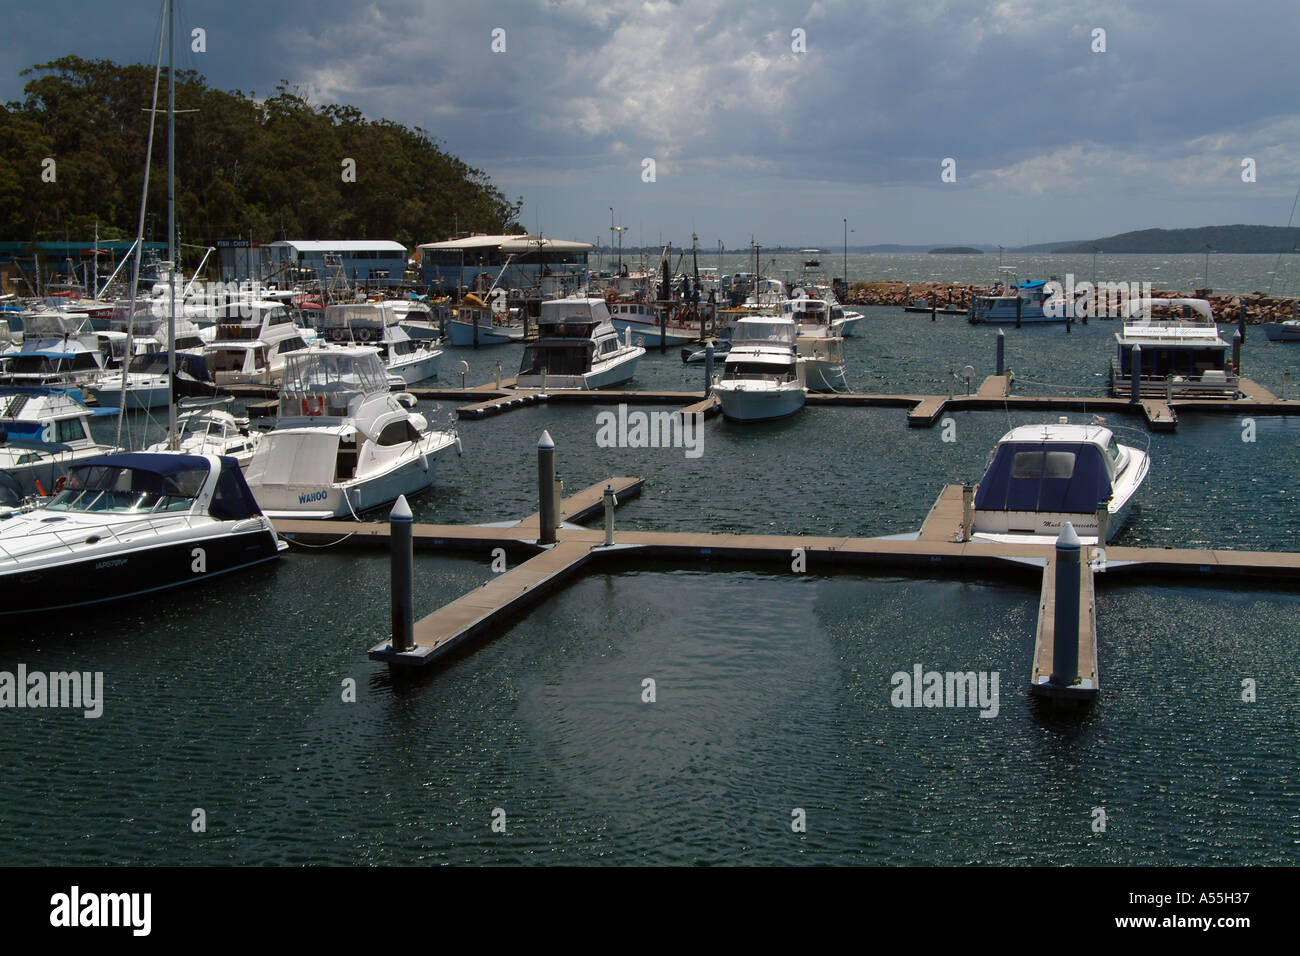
970 419 1150 545
0 312 108 386
202 299 316 385
444 294 521 346
1109 298 1237 398
318 302 442 384
1262 319 1300 342
0 472 38 520
243 346 460 519
779 298 848 392
144 399 262 470
516 297 644 389
0 452 285 614
682 339 731 363
91 351 217 409
713 316 806 422
606 301 702 348
968 275 1065 324
0 386 120 495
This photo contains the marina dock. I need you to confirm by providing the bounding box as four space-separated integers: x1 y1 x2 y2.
273 480 1300 704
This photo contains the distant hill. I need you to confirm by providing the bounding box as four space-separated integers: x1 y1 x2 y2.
1027 225 1300 254
929 246 982 254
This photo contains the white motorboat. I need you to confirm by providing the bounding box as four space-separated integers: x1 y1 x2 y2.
971 419 1150 545
515 297 644 390
0 312 107 386
1262 319 1300 342
202 300 316 385
244 346 460 519
713 316 806 422
780 298 849 392
1110 297 1237 398
607 301 700 348
0 451 285 614
318 302 442 384
145 399 262 470
0 386 120 494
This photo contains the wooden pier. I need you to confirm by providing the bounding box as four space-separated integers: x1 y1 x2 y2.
272 481 1300 705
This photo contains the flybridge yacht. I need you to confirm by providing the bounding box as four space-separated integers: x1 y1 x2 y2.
202 300 315 385
780 297 848 392
1110 298 1236 398
969 276 1064 324
516 297 644 390
0 312 107 386
713 316 806 422
318 302 442 384
971 419 1150 545
0 386 120 494
243 347 460 519
0 452 285 614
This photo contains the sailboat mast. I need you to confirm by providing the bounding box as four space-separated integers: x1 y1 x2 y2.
166 0 178 449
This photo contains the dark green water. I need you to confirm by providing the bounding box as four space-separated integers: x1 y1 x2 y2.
2 309 1298 864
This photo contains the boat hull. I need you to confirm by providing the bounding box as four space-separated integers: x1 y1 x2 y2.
0 526 281 615
611 319 697 348
445 319 516 346
1263 323 1300 342
715 383 806 422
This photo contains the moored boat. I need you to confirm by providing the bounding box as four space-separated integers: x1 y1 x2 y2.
713 316 806 422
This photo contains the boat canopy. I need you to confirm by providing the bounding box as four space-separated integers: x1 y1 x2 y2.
281 348 388 401
55 453 262 520
1017 280 1047 289
732 318 797 346
974 441 1112 516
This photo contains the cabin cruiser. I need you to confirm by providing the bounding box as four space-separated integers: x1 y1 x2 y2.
0 452 285 614
243 347 460 519
91 351 216 409
516 297 644 390
969 278 1064 324
0 312 108 386
318 303 442 384
713 316 806 422
202 300 315 385
970 419 1149 545
0 386 120 494
1109 298 1236 398
444 294 522 346
780 298 848 392
1263 318 1300 342
144 399 262 469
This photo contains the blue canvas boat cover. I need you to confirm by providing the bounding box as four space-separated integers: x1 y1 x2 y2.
72 453 263 519
974 442 1112 515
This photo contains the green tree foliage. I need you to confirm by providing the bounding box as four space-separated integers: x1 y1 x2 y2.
0 56 522 250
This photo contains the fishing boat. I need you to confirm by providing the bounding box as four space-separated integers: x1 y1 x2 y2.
444 294 521 346
0 386 120 494
318 302 442 384
713 316 806 422
516 297 644 390
0 452 285 614
243 346 460 519
1109 297 1237 398
970 419 1149 545
144 399 262 469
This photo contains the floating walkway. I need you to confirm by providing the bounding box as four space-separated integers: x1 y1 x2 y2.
272 481 1300 706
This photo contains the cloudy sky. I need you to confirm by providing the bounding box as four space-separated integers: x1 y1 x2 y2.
4 0 1299 248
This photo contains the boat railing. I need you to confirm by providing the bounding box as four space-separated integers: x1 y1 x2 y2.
0 510 209 565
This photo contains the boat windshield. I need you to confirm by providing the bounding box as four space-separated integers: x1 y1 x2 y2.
281 350 388 403
732 321 795 346
45 462 207 514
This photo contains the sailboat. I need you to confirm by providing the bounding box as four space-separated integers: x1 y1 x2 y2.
0 0 284 614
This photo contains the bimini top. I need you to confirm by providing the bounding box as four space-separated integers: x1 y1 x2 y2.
60 453 262 520
974 430 1114 516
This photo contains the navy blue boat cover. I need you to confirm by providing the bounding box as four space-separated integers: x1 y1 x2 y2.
73 453 263 520
973 442 1112 515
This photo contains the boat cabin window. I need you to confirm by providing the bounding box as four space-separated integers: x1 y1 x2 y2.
377 419 421 446
1011 450 1076 480
47 463 207 514
56 418 86 443
520 344 591 376
723 361 794 382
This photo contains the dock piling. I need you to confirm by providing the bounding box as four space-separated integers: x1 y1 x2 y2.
1232 330 1242 380
390 495 414 653
603 485 618 546
1239 301 1247 343
1130 345 1142 404
961 482 973 542
931 293 937 321
538 431 556 545
1094 502 1109 568
996 329 1005 376
494 362 502 389
704 342 714 396
1051 523 1081 687
1016 295 1023 328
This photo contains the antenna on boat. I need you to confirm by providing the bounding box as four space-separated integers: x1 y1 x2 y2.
167 0 178 449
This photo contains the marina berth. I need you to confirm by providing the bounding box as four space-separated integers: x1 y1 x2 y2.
713 316 806 422
0 452 284 615
318 302 442 384
970 420 1150 545
0 386 120 495
243 346 460 519
515 297 644 390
